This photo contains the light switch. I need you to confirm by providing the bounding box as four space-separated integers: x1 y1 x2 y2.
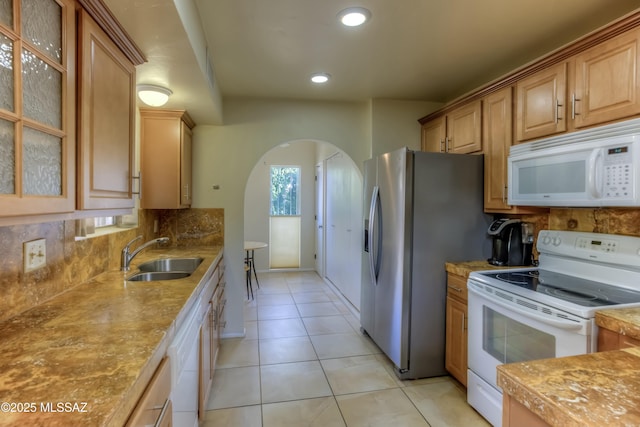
24 238 46 272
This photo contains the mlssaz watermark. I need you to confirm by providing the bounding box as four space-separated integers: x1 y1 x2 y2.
0 402 88 413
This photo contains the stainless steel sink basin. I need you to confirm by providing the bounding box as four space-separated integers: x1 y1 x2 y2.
137 257 204 274
126 271 192 282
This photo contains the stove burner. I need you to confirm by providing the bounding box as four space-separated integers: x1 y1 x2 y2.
542 287 603 302
493 271 538 286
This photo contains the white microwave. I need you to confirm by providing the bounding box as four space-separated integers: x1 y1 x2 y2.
508 118 640 207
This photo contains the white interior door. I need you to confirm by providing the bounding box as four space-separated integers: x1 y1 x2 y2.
315 162 325 276
325 152 362 310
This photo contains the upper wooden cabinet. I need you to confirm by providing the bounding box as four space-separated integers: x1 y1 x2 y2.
0 0 144 220
77 8 136 210
421 116 446 152
572 29 640 129
140 110 195 209
516 63 567 141
483 87 514 211
421 100 482 154
516 28 640 142
0 0 77 217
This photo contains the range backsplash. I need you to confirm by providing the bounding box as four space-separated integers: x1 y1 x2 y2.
0 208 223 323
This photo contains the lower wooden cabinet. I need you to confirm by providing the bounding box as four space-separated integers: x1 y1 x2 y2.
445 273 468 386
126 357 172 427
503 393 550 427
597 327 640 351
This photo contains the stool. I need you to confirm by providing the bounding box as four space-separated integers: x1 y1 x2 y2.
245 263 253 299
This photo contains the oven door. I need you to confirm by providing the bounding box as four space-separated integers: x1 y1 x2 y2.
467 279 593 389
467 280 594 427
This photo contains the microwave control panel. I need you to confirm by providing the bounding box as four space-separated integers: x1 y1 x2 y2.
603 145 632 199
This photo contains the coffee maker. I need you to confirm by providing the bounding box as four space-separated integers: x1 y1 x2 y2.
487 218 534 266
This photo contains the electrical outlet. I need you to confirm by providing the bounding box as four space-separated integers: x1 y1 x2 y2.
24 239 46 272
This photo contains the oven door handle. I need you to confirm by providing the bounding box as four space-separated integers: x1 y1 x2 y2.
468 283 584 331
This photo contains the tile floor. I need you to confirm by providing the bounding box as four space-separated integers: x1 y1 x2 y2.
201 271 490 427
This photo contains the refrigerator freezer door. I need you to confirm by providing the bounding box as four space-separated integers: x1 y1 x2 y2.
374 148 412 370
360 157 377 336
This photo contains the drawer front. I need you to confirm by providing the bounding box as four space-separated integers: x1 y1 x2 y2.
126 357 172 427
447 273 468 303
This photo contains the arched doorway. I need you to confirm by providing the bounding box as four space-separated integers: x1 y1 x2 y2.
243 139 363 311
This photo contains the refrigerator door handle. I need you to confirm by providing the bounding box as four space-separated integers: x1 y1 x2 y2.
369 185 381 284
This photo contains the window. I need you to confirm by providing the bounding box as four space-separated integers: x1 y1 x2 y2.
94 216 116 228
270 166 300 216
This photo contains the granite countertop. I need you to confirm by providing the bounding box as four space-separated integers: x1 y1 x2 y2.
0 245 223 427
444 260 516 278
497 307 640 426
596 308 640 340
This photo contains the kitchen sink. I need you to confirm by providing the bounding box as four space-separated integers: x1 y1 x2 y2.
137 257 204 274
126 271 192 282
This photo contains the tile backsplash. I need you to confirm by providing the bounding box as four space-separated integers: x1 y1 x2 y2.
0 208 223 322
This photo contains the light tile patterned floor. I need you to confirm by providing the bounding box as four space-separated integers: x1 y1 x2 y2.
201 271 490 427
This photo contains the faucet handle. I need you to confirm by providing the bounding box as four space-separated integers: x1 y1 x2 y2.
124 235 142 250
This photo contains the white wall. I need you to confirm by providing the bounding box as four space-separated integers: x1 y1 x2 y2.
191 97 439 336
192 98 371 336
244 140 318 271
371 99 442 156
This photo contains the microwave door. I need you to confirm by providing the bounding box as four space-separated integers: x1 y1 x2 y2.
509 150 595 206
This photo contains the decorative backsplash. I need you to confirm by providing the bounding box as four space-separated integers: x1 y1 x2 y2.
0 208 224 323
519 208 640 261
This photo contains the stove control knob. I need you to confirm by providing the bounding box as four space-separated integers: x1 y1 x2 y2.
552 237 562 246
541 234 551 245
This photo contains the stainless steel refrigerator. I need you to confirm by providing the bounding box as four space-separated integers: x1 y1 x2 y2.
361 147 490 379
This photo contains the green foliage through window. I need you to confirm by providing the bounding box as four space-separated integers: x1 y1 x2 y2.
271 166 300 215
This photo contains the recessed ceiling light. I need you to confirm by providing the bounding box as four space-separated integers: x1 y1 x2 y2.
311 73 330 84
338 7 371 27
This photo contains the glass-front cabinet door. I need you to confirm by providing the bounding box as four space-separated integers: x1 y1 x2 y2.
0 0 75 217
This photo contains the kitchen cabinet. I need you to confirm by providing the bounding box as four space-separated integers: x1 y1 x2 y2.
421 100 482 154
126 357 172 427
0 0 77 217
516 28 640 142
597 327 640 351
572 29 640 129
483 87 513 212
502 393 550 427
140 110 195 209
198 255 225 420
445 272 468 386
483 87 544 214
77 8 136 210
421 116 446 152
516 63 567 142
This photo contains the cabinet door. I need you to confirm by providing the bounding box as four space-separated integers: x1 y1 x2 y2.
77 9 135 210
483 87 513 212
445 295 467 386
140 110 194 209
516 62 567 141
198 302 213 421
180 121 193 206
573 29 640 128
0 0 76 217
446 100 482 154
421 116 446 152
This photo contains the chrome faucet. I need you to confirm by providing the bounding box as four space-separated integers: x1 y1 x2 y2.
121 236 170 271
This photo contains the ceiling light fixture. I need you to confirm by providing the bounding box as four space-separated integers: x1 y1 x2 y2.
137 84 173 107
311 73 331 84
337 7 371 27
